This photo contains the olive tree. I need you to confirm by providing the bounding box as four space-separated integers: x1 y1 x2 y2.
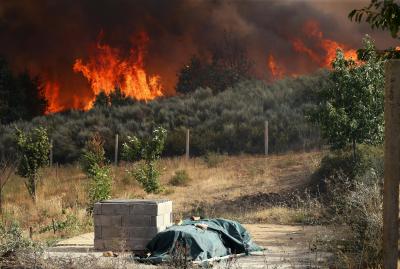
308 37 385 158
15 127 50 202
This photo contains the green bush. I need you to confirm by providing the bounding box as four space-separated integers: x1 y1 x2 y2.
133 162 163 193
202 152 225 168
87 164 112 211
0 222 41 263
80 135 112 214
169 170 191 186
123 127 167 194
312 145 383 191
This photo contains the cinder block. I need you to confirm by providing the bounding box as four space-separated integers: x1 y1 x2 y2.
94 226 102 239
101 226 126 239
94 239 104 250
123 215 152 226
130 200 172 215
94 215 122 226
127 226 166 238
123 213 170 227
101 203 130 215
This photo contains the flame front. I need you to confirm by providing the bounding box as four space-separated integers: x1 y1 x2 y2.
267 55 285 80
268 20 358 80
44 81 62 114
73 32 163 109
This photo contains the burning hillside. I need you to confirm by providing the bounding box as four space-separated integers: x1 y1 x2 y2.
0 0 396 114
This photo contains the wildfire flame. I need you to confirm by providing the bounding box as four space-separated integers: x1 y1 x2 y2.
268 20 358 80
44 81 62 114
73 31 163 109
267 55 285 80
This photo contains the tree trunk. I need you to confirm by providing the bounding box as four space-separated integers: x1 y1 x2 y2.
352 139 356 161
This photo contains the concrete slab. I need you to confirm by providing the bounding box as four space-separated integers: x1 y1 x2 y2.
46 224 332 268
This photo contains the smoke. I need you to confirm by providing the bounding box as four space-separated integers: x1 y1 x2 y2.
0 0 396 110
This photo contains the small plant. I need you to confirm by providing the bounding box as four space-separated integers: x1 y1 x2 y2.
80 134 112 214
169 170 191 186
0 221 42 266
15 127 50 202
80 133 106 177
123 127 167 194
202 151 224 168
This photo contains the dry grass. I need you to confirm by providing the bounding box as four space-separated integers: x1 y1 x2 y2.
1 150 323 242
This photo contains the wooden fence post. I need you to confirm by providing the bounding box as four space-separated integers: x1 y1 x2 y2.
49 139 53 167
186 129 190 160
114 134 119 166
264 121 269 156
383 60 400 268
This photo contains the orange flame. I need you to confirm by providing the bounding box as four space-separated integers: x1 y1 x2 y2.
44 81 62 114
268 20 358 80
295 20 358 67
267 54 285 80
73 31 163 110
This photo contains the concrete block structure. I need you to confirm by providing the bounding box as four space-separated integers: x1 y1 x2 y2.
93 199 172 251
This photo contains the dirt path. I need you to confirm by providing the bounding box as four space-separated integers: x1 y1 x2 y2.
46 224 331 268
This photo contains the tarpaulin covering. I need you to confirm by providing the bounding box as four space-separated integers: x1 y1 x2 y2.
139 218 263 264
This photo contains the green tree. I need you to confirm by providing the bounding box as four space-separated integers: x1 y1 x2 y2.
0 57 48 123
15 127 50 202
123 127 167 193
80 134 112 214
349 0 400 38
308 37 385 158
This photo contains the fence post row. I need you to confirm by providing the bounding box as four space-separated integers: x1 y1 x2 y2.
46 123 272 164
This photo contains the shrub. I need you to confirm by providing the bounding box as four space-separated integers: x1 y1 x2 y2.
202 152 225 168
169 170 191 186
313 145 384 267
80 133 106 177
80 135 112 213
123 127 167 194
312 145 383 192
326 173 383 267
0 222 42 265
15 127 50 202
87 164 112 212
133 162 163 193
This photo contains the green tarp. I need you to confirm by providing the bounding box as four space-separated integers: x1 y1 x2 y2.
138 218 263 264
